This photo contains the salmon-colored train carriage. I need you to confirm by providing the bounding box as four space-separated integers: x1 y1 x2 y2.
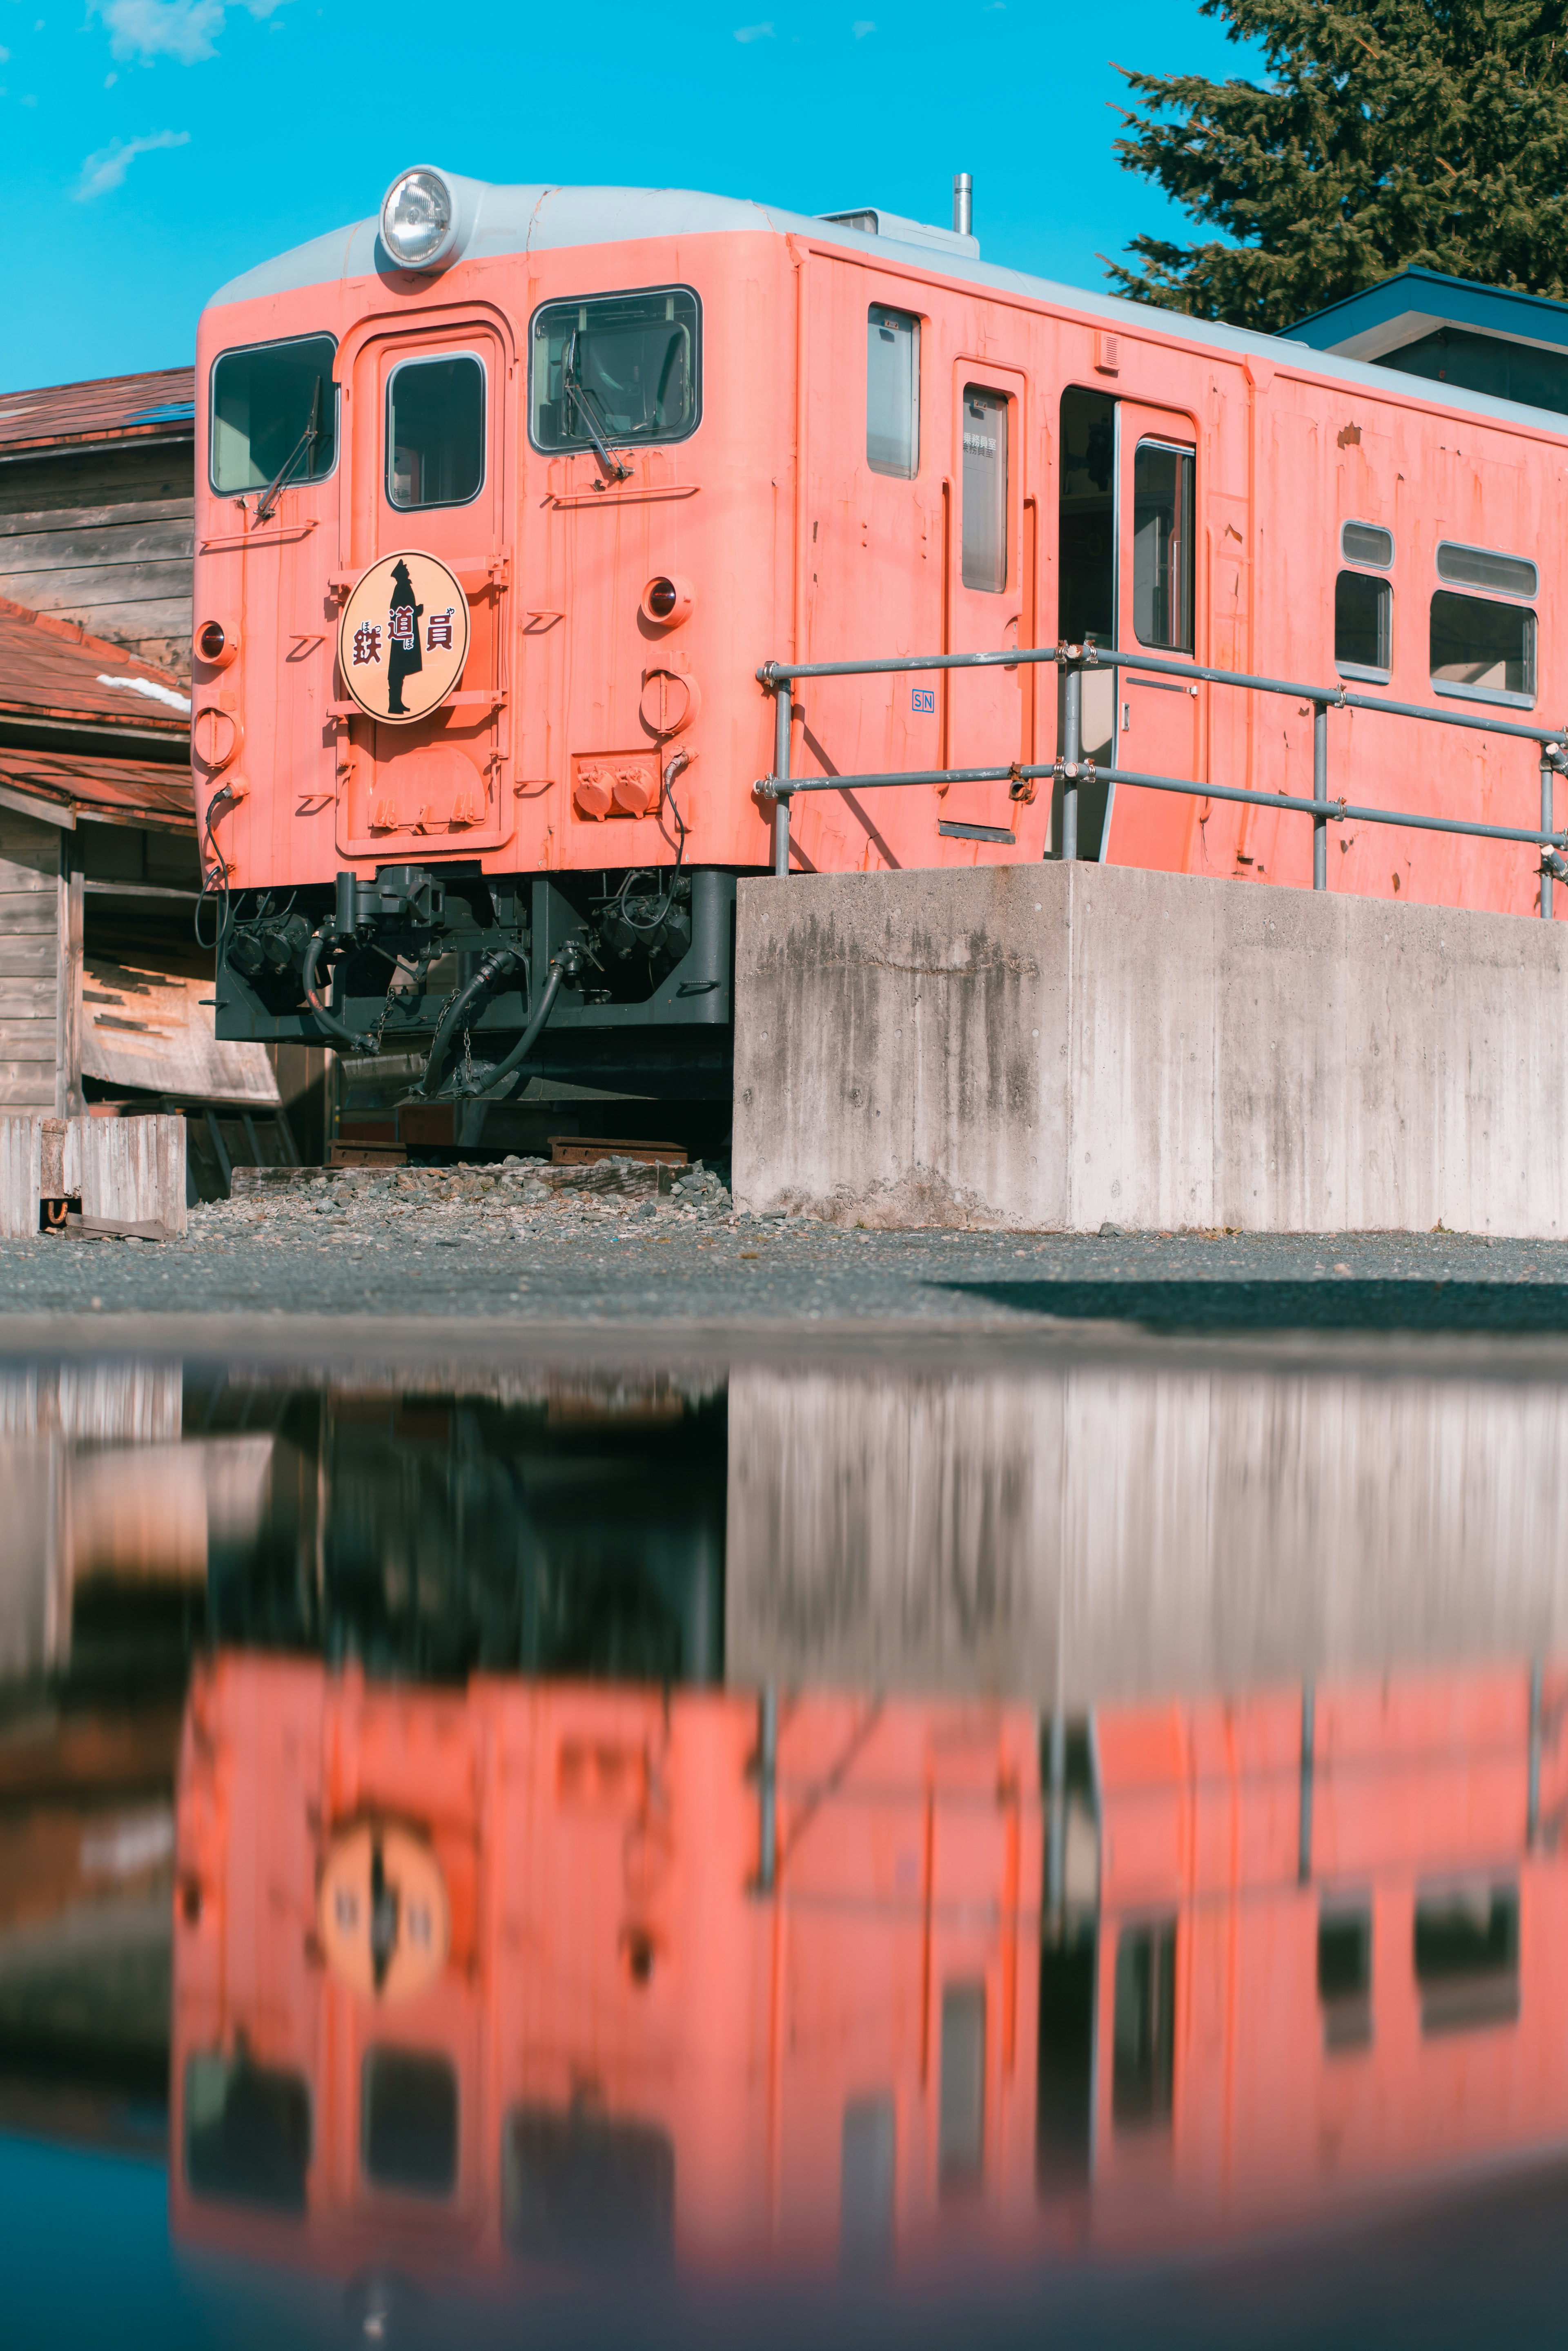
194 168 1568 1133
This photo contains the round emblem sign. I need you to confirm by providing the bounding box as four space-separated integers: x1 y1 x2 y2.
317 1821 451 2002
337 549 470 725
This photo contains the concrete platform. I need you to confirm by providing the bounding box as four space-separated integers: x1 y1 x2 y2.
733 863 1568 1236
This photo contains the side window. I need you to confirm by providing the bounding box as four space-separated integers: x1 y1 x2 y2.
362 2047 458 2195
185 2052 311 2212
1318 1905 1373 2051
1111 1920 1176 2128
211 333 337 495
529 287 701 453
1132 441 1194 652
866 306 920 477
1335 573 1392 681
1430 591 1535 705
960 386 1009 593
1414 1879 1519 2033
387 354 484 510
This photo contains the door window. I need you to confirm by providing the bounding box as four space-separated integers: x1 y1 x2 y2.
1132 441 1194 651
960 386 1009 592
386 353 485 510
867 306 920 477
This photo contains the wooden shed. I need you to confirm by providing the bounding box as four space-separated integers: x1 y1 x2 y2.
0 362 329 1168
0 365 194 682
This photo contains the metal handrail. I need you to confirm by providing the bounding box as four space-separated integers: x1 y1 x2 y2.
755 640 1568 916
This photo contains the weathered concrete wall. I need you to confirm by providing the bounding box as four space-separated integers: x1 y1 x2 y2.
733 863 1568 1234
726 1364 1568 1706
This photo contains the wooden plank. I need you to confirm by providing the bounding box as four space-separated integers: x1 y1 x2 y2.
0 496 193 533
0 519 193 571
0 1027 60 1061
0 938 62 979
0 448 194 519
57 860 82 1116
0 818 62 882
0 978 57 1015
0 900 62 936
0 561 192 610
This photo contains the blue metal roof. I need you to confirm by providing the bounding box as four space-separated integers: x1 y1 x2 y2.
1289 267 1568 361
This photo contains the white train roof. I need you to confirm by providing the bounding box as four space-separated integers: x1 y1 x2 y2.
208 175 1568 443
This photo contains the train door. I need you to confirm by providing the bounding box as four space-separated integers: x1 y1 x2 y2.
337 314 513 859
942 363 1031 845
1103 404 1202 872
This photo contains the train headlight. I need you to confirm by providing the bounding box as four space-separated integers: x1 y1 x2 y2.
379 167 455 270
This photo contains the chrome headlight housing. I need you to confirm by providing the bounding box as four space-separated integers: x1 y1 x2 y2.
379 167 457 270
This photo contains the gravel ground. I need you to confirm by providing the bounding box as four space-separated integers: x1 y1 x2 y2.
2 1155 1568 1339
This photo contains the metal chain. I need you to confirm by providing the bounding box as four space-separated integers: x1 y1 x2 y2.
361 965 405 1057
461 1027 475 1095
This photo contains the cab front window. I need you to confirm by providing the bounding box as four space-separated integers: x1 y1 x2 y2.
530 287 701 454
210 333 337 495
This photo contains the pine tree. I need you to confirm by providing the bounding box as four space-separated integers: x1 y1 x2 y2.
1108 2 1568 332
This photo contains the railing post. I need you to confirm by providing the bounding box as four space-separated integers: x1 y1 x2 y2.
1542 752 1555 920
772 676 793 878
1313 701 1329 891
1061 652 1080 862
757 1683 778 1894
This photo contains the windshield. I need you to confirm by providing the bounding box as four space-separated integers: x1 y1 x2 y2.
210 333 337 495
530 287 700 453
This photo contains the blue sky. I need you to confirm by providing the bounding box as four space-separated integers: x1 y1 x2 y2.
0 0 1256 394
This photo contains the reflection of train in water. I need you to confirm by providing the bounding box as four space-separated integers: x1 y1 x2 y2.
196 163 1568 1132
172 1651 1568 2292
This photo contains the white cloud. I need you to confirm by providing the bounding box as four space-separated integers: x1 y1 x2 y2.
733 20 773 39
91 0 285 65
853 16 874 31
76 127 189 199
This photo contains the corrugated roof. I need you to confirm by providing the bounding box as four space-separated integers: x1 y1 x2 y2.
0 747 193 829
0 365 195 457
0 596 191 740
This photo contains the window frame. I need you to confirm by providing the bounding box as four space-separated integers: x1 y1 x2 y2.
1340 519 1394 570
1429 587 1538 709
1436 539 1539 599
526 283 704 459
208 329 340 499
384 347 488 514
1334 567 1393 686
866 302 922 480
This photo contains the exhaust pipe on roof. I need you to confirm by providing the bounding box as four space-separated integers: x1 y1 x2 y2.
953 172 972 237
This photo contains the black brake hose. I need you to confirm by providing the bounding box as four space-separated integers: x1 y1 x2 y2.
302 926 380 1054
461 952 574 1101
417 946 519 1099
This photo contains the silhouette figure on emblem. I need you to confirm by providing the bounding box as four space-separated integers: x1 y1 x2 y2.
385 558 424 716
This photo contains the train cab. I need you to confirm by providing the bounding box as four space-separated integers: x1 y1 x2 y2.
194 168 1568 1138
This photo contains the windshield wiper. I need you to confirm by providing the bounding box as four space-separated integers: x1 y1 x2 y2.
256 374 323 523
562 332 633 482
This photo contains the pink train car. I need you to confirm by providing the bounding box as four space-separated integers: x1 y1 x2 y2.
192 169 1568 1120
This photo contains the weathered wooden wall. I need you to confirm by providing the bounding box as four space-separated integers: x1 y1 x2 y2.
0 1113 187 1239
0 809 79 1116
0 445 192 682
